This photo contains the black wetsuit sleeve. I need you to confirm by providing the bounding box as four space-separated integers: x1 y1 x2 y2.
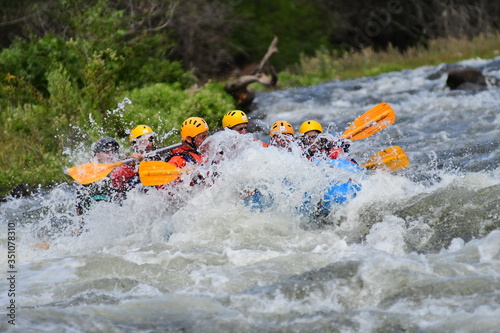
75 183 92 215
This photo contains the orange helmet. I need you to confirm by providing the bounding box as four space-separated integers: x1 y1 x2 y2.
181 117 209 140
270 120 295 137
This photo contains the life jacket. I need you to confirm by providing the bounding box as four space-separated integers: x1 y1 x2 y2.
255 139 268 147
327 146 344 160
166 146 204 168
110 163 137 190
303 139 357 164
154 146 206 191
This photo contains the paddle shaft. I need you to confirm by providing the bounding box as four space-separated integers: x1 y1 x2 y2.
94 142 182 166
105 142 183 174
137 142 182 161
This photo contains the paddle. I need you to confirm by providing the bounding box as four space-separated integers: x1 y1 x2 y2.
139 161 189 186
341 103 395 141
67 143 182 185
362 146 409 171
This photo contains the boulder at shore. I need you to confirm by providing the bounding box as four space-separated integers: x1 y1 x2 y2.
446 67 487 91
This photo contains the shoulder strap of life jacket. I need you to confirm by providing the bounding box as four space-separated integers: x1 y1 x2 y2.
169 151 198 164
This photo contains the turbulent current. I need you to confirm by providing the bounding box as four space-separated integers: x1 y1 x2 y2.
1 57 500 332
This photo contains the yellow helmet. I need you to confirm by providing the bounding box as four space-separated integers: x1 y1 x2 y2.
270 120 295 137
129 125 154 142
222 110 248 128
298 120 323 136
181 117 209 140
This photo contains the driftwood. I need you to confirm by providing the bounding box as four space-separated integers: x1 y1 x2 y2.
224 36 279 110
255 35 278 74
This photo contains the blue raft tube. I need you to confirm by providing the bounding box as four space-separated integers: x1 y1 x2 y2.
243 158 363 216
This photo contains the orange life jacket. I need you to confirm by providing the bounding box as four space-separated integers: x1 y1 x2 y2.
167 146 204 168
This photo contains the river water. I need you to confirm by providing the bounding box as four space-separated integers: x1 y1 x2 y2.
1 57 500 332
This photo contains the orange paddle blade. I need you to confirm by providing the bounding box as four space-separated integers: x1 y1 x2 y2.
342 103 396 141
67 161 123 185
362 146 410 171
139 161 188 186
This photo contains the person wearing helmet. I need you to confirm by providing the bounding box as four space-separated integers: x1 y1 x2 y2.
128 124 171 160
129 124 156 155
269 120 297 151
167 117 210 168
222 110 249 134
296 121 359 220
155 117 211 190
110 124 166 191
92 136 120 163
221 110 268 147
298 120 354 162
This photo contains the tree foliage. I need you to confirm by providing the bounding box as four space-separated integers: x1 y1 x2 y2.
2 0 500 77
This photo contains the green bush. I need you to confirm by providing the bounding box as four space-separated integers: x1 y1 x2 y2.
0 35 83 96
0 104 67 195
117 34 195 90
0 73 46 108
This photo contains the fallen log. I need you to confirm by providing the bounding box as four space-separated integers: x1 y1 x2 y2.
224 36 279 110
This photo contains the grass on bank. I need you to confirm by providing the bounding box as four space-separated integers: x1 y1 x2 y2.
280 33 500 88
1 33 500 198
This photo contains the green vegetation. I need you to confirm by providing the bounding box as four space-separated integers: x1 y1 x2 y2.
280 34 500 88
231 0 333 70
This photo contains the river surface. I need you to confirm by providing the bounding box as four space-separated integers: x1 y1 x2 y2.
1 57 500 332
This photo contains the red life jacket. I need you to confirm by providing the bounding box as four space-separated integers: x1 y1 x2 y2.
110 163 137 189
327 146 344 160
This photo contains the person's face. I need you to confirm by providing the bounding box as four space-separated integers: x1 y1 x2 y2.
301 130 321 152
188 131 210 151
132 135 154 154
230 123 248 134
95 151 119 163
272 133 295 149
